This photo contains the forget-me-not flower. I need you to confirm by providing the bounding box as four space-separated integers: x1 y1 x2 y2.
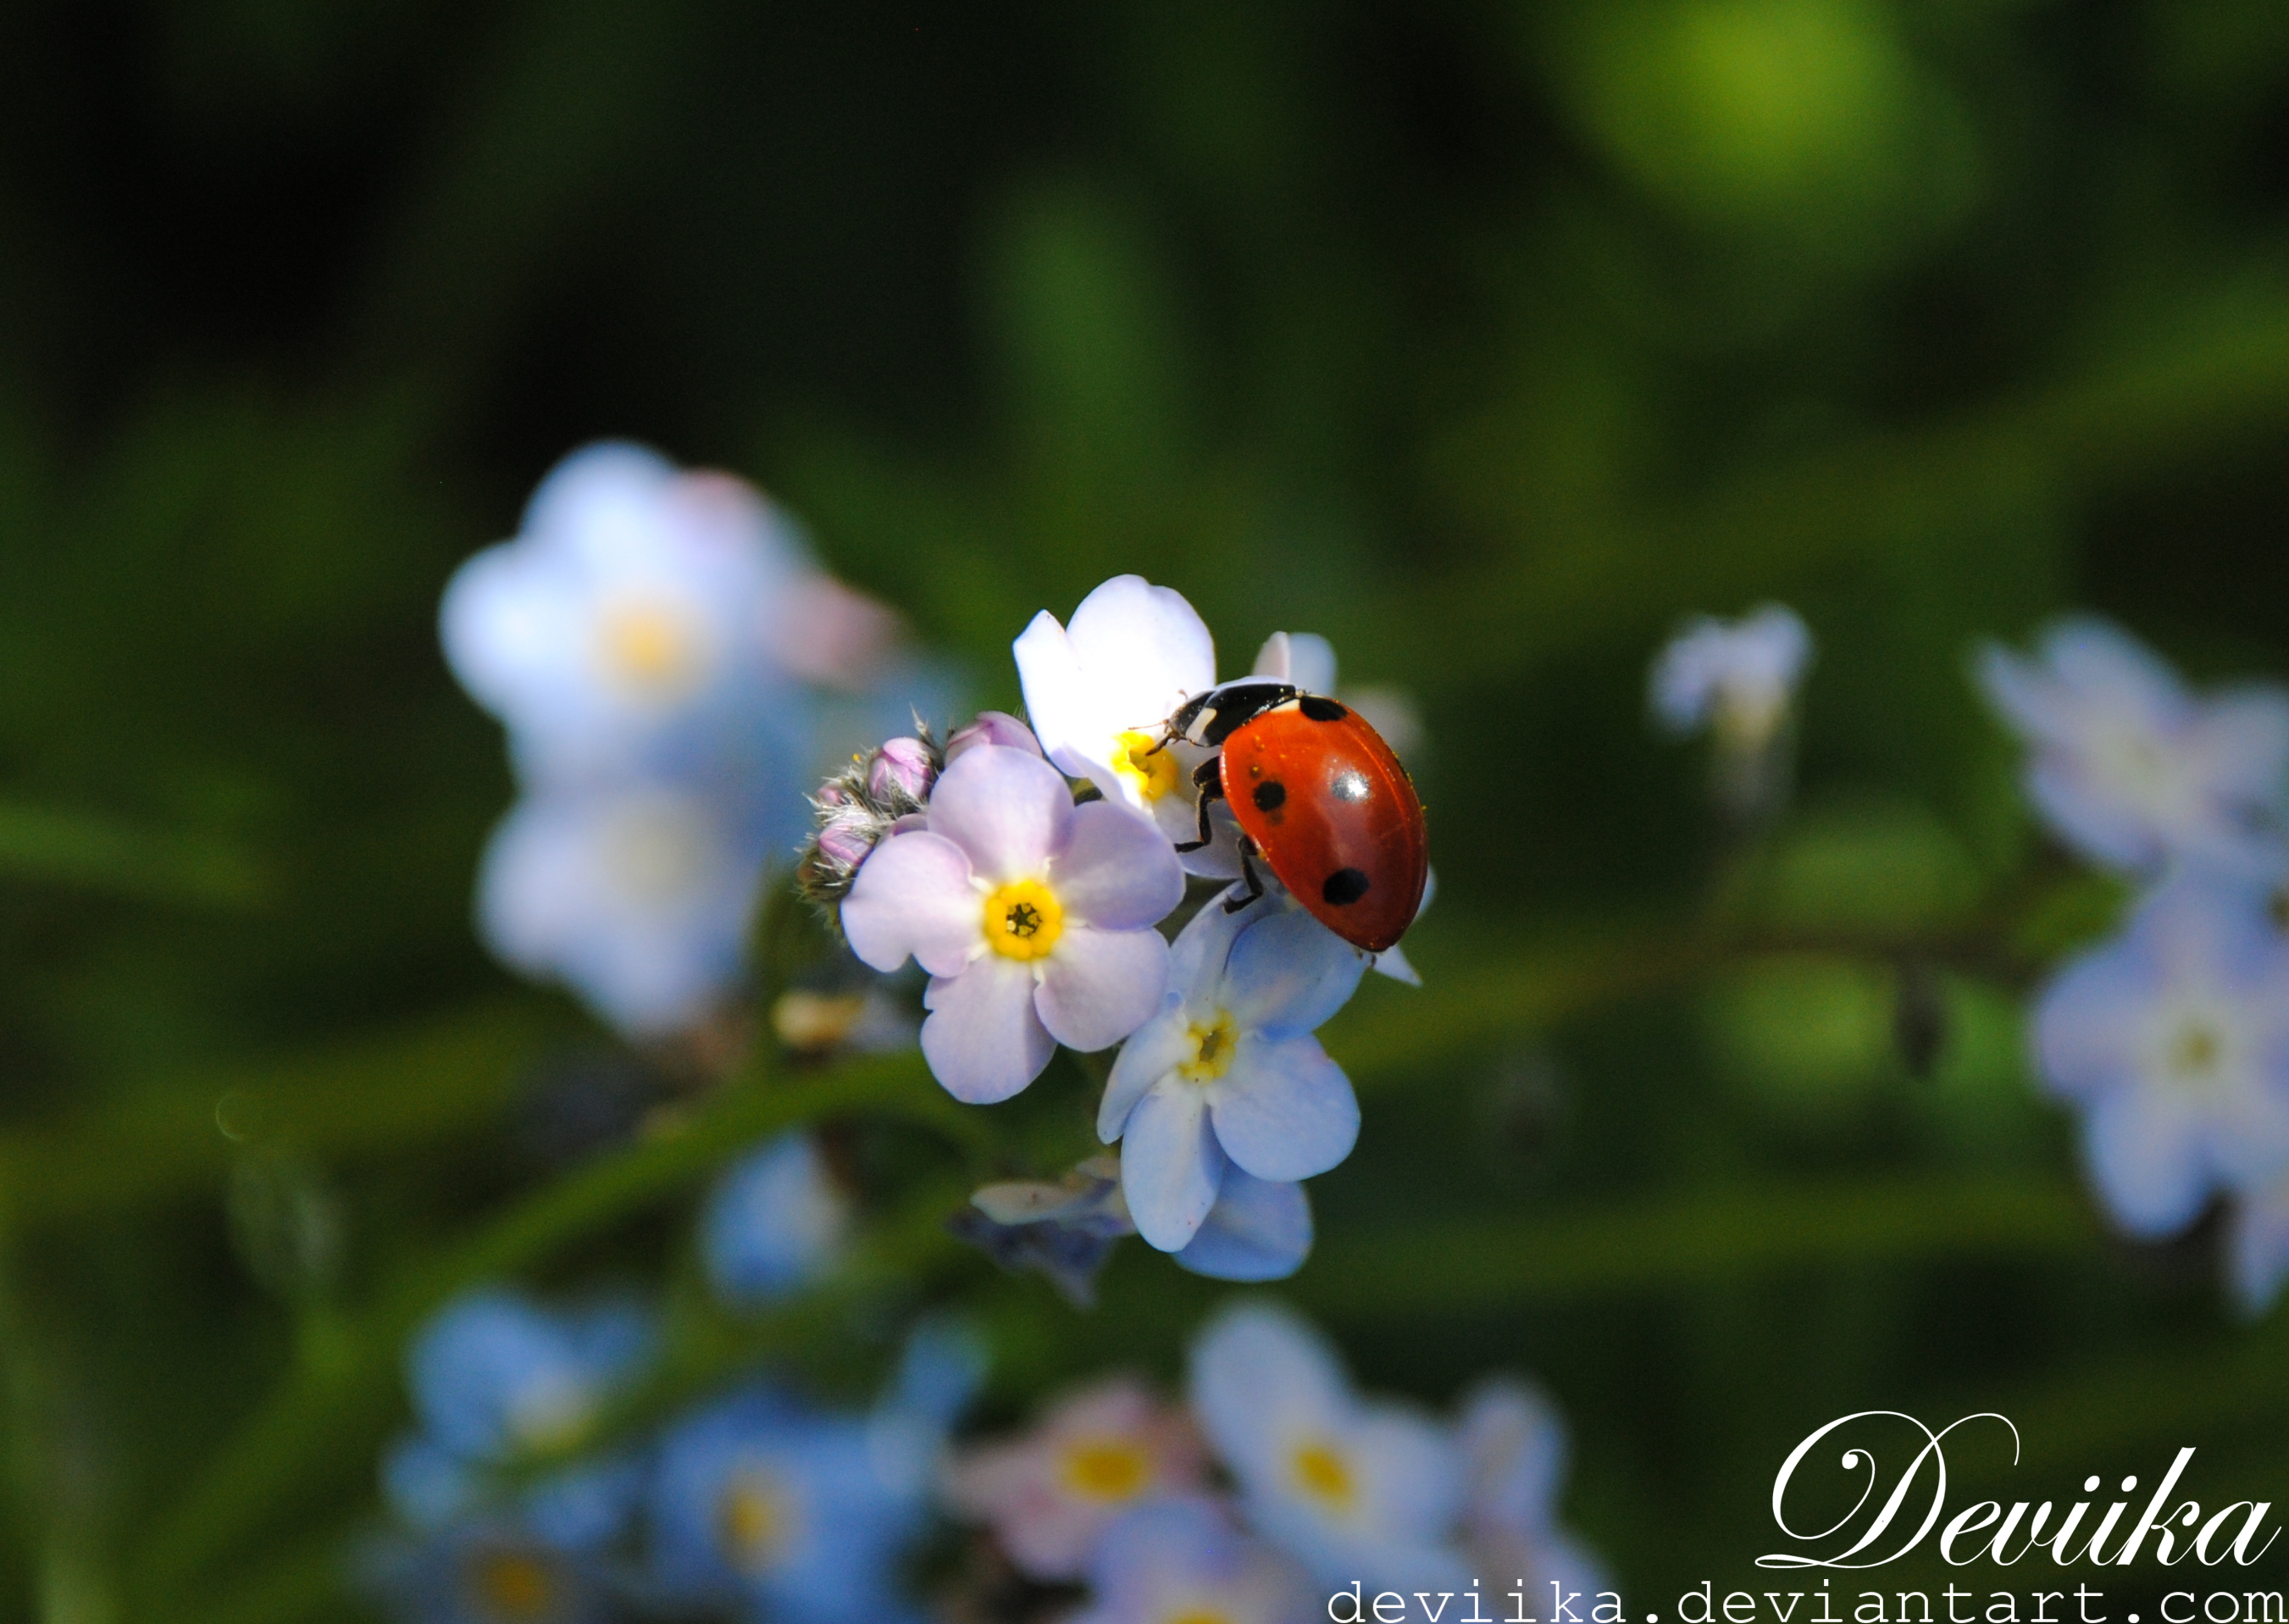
1070 1497 1313 1624
1456 1381 1608 1599
1980 616 2289 879
478 780 770 1039
385 1289 655 1551
646 1325 978 1624
943 1377 1206 1580
2033 873 2289 1238
701 1132 852 1308
441 442 832 787
362 1516 614 1624
1651 604 1813 746
1188 1302 1467 1598
841 745 1183 1103
1014 574 1219 853
1100 890 1366 1253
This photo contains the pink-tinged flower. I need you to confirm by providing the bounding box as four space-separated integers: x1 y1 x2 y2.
840 745 1183 1102
1071 1498 1313 1624
943 1378 1206 1579
946 712 1044 765
1457 1382 1610 1601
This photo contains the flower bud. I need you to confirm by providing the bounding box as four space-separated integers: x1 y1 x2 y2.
816 820 875 873
868 735 938 805
945 710 1042 764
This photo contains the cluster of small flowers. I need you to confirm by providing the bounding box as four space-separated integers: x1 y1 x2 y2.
806 576 1426 1284
1649 604 1815 820
1981 618 2289 1309
441 443 919 1039
943 1300 1608 1624
363 1130 985 1624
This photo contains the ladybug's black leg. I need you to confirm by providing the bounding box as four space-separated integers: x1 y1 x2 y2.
1173 757 1224 852
1222 835 1266 913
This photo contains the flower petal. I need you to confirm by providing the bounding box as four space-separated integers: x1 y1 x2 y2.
1174 1170 1312 1282
927 745 1075 884
1187 1301 1351 1486
1209 1033 1360 1181
1013 610 1097 781
840 830 981 978
2081 1087 2207 1239
922 959 1056 1104
1100 1000 1191 1142
1223 905 1369 1035
1062 575 1218 735
1052 801 1185 929
1036 923 1169 1052
1251 630 1338 696
1120 1085 1223 1251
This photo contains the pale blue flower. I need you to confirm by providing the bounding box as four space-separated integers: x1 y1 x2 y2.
2227 1173 2289 1315
1980 616 2289 879
477 779 770 1039
441 441 822 788
1100 890 1366 1253
1457 1381 1609 1599
841 745 1183 1104
1175 1167 1315 1282
1072 1498 1313 1624
361 1517 615 1624
385 1289 655 1551
701 1133 852 1308
2034 874 2289 1237
1189 1302 1468 1598
1651 604 1812 744
646 1327 977 1624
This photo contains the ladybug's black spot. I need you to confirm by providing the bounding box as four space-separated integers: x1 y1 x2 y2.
1298 695 1349 723
1252 780 1286 812
1322 867 1372 906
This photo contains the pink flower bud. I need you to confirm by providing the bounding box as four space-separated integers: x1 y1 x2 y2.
945 710 1043 763
868 736 937 803
814 779 851 808
816 821 874 872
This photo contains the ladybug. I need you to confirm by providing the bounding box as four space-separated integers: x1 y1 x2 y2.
1156 680 1427 952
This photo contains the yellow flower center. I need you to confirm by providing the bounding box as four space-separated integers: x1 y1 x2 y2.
597 599 701 696
1290 1440 1355 1509
718 1471 798 1573
465 1549 562 1621
982 877 1064 962
1111 729 1184 803
1178 1012 1239 1084
506 1378 594 1455
1061 1437 1150 1501
2170 1020 2222 1081
1166 1611 1238 1624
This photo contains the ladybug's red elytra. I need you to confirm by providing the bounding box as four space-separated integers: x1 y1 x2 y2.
1156 679 1428 953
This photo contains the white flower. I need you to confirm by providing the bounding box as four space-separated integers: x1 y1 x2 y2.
840 745 1184 1103
1980 616 2289 879
478 781 769 1039
1188 1301 1469 1597
1457 1382 1610 1600
2034 873 2289 1237
1650 604 1813 748
1099 890 1366 1252
1013 574 1221 855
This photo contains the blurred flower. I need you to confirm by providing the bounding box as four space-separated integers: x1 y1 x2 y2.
944 1377 1206 1579
478 780 768 1039
1100 889 1365 1253
362 1516 614 1624
441 441 822 786
701 1133 852 1308
768 986 917 1056
841 745 1183 1103
1456 1382 1608 1599
951 1155 1135 1307
1980 616 2289 880
1014 574 1219 851
647 1325 975 1624
1651 604 1812 747
2033 874 2289 1238
1188 1302 1467 1596
385 1289 654 1551
1071 1498 1313 1624
2228 1174 2289 1316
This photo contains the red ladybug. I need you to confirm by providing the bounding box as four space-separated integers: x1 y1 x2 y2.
1158 680 1427 952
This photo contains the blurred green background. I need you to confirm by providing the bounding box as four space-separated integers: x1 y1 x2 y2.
1 1 2286 1619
